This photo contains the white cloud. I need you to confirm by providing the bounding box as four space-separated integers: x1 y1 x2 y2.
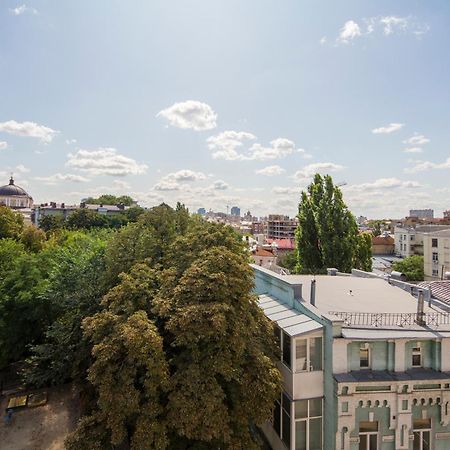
403 147 423 154
293 162 345 180
65 139 77 145
211 180 229 190
164 169 207 182
153 180 182 191
0 141 7 150
334 16 428 45
15 164 30 174
403 134 430 146
207 132 302 161
113 179 131 190
157 100 217 131
273 186 300 195
9 4 37 15
319 36 327 45
207 131 256 160
405 158 450 174
34 173 90 185
66 148 148 176
348 178 421 190
372 123 404 134
255 165 285 176
337 20 362 44
0 120 59 143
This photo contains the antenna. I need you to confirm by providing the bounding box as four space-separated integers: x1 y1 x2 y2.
336 181 347 187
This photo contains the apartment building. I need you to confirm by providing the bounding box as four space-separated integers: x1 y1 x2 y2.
423 230 450 280
254 265 450 450
266 215 298 240
394 225 450 258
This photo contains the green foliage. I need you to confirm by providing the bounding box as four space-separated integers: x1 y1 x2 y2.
84 194 136 207
0 205 24 239
277 251 298 274
21 225 46 252
295 174 371 273
392 255 424 281
353 232 373 272
38 214 66 232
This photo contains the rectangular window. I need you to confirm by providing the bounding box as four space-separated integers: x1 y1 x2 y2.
359 421 378 450
412 343 422 367
294 398 322 450
295 337 323 372
282 331 291 369
274 392 291 447
432 252 438 263
413 418 431 450
359 344 370 369
432 269 439 277
432 238 438 248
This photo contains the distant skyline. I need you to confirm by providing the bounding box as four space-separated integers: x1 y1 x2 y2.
1 0 449 218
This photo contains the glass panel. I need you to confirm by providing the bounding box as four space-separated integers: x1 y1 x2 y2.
273 400 281 436
360 421 378 432
413 432 420 450
309 398 322 417
360 348 369 368
359 434 367 450
282 392 291 413
295 399 308 419
310 337 323 371
282 409 291 448
412 354 421 366
369 434 377 450
296 339 307 371
309 417 322 450
295 420 306 450
423 430 430 450
283 331 291 368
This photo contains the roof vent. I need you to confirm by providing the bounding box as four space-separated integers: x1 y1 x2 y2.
327 268 338 276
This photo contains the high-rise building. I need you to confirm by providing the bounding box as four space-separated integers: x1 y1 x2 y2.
197 207 206 215
409 209 434 219
266 214 298 239
230 206 241 217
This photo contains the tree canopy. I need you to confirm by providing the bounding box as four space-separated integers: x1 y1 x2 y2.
295 174 372 274
392 255 424 281
84 194 136 206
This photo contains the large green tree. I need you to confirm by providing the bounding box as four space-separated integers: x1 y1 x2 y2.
392 255 424 281
296 174 371 273
0 205 24 239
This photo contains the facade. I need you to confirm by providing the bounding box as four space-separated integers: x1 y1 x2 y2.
394 225 450 258
372 235 395 255
423 230 450 280
254 265 450 450
410 210 434 219
251 247 277 268
0 176 33 209
266 215 298 240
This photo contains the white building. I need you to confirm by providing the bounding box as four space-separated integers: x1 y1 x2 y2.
423 229 450 280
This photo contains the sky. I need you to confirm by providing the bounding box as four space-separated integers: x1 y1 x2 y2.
0 0 449 219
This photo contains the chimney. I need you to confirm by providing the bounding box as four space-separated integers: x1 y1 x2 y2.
310 279 316 306
61 202 65 209
416 289 425 326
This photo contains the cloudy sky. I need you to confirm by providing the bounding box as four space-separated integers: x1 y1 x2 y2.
1 1 449 218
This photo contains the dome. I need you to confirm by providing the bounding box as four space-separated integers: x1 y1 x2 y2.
0 177 29 197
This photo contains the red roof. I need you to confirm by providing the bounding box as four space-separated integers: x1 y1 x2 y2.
266 239 296 250
372 236 394 245
253 248 275 257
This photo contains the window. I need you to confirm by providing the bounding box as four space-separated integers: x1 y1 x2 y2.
413 418 431 450
432 269 439 277
432 252 438 263
295 398 322 450
359 421 378 450
273 393 291 448
282 331 292 369
412 343 422 367
359 343 370 369
295 337 323 372
432 238 438 248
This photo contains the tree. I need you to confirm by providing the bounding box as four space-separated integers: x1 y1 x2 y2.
277 251 298 273
353 232 373 272
0 205 24 239
38 214 66 232
21 225 46 252
372 222 382 237
296 174 370 273
392 255 424 281
84 194 136 207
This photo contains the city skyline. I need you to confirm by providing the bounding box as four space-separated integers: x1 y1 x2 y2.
1 1 450 218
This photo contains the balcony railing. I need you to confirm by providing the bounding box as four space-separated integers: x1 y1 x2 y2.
329 311 450 327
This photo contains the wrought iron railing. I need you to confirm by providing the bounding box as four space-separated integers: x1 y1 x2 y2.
329 311 450 327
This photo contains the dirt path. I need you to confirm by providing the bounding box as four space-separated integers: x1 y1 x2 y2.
0 385 79 450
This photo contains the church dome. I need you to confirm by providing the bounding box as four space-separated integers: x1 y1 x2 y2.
0 177 29 196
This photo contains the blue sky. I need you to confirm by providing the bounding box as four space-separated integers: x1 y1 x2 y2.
1 0 449 218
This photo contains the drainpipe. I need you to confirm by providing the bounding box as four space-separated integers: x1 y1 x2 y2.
310 279 316 307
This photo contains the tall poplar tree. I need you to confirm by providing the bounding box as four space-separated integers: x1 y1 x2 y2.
296 174 371 273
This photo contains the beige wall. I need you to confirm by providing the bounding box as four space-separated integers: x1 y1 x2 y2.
423 234 450 280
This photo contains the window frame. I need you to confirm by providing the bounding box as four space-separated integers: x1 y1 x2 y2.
432 238 438 248
413 418 431 450
294 398 323 450
432 252 439 263
412 343 422 368
295 335 323 373
358 421 378 450
359 343 371 370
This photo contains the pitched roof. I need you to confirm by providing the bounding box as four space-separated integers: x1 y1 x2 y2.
253 248 275 257
266 238 295 250
372 236 394 245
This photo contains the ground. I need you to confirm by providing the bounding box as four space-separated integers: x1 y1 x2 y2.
0 384 79 450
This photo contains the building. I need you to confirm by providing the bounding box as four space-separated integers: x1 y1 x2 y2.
251 247 277 268
254 264 450 450
410 209 434 219
0 176 33 209
197 207 206 215
394 225 450 258
423 229 450 280
372 235 395 255
266 215 298 240
231 206 241 217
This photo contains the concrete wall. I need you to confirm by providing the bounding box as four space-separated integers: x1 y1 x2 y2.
423 233 450 280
